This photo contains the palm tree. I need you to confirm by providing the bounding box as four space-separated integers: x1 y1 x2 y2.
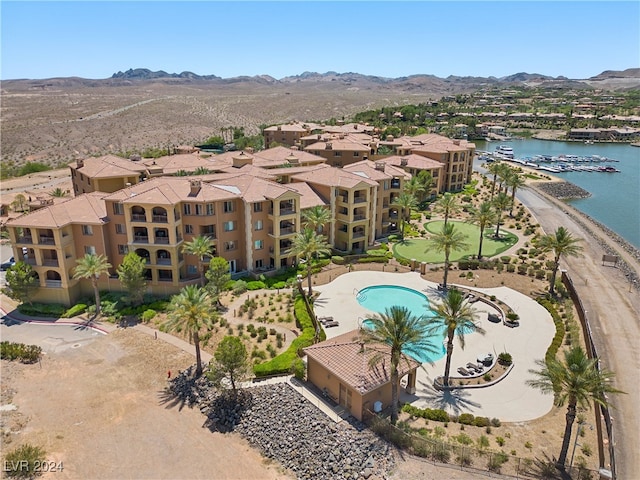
49 187 68 198
527 346 623 469
403 176 426 200
359 305 437 424
73 253 112 317
486 162 504 200
417 170 435 201
288 228 331 296
164 285 216 377
504 169 526 216
492 191 512 239
182 235 215 287
467 201 497 259
534 226 583 295
427 288 484 387
302 205 331 234
392 191 418 239
429 223 469 289
432 193 461 228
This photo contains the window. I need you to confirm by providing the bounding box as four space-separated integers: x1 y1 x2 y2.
255 259 263 269
223 201 234 213
183 204 191 215
353 152 359 157
224 241 236 251
82 225 93 235
253 202 263 213
206 203 215 216
187 265 198 275
254 220 263 231
383 180 389 190
113 203 124 215
195 204 204 216
334 151 342 157
84 245 96 255
223 221 235 232
185 224 194 234
115 224 125 234
254 240 263 250
118 245 128 255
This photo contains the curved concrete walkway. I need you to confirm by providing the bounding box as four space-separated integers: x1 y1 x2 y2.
313 271 555 422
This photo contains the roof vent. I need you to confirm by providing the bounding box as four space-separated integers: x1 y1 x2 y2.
400 158 408 166
325 143 332 150
375 162 385 171
189 179 202 196
232 151 253 168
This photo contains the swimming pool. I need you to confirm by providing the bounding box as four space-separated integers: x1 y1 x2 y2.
357 285 472 364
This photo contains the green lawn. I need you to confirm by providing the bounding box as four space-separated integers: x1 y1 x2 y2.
393 220 518 263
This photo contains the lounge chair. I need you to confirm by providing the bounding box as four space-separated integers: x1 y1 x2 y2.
466 362 483 373
457 367 471 376
324 320 339 328
318 316 334 324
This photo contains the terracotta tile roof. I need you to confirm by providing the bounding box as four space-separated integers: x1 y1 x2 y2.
6 192 108 228
252 146 326 166
263 122 312 133
104 176 238 205
304 330 420 395
303 135 371 153
70 155 147 178
285 182 328 209
141 153 219 174
208 174 300 202
380 154 445 170
343 160 411 181
291 164 378 188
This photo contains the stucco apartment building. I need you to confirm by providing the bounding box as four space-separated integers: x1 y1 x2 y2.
6 135 473 305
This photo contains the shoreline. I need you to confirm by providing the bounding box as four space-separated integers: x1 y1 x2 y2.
527 182 640 290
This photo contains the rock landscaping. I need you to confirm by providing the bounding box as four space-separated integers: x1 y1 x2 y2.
536 180 591 199
168 369 396 480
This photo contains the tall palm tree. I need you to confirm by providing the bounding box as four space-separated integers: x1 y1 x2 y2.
403 176 426 200
432 193 461 228
359 305 438 424
492 191 512 239
301 205 331 234
527 346 623 469
164 285 216 377
429 223 469 289
534 226 583 295
486 162 504 200
417 170 435 201
182 235 215 287
288 228 331 296
73 253 112 317
392 191 417 239
504 169 526 216
467 201 497 259
427 288 484 387
496 163 512 195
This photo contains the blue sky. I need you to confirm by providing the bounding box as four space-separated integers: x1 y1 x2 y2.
1 1 638 80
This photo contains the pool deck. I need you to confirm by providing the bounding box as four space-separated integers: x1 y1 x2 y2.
313 271 555 423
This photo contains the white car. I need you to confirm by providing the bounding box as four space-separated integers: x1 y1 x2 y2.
477 353 494 365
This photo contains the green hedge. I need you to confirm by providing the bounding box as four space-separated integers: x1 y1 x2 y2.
253 296 325 377
357 256 389 264
17 303 66 318
331 255 345 265
61 303 87 318
538 299 565 365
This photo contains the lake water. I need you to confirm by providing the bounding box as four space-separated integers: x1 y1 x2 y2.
474 139 640 249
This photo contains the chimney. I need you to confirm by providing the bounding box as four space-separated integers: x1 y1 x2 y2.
375 162 385 171
359 341 365 353
77 159 84 168
285 154 299 165
189 179 202 196
453 139 461 145
386 135 394 141
232 151 253 168
325 142 333 150
400 158 408 167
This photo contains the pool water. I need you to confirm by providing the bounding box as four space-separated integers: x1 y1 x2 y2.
357 285 474 363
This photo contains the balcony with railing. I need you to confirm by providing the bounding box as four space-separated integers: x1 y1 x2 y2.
131 213 147 222
353 196 367 204
45 280 63 288
279 226 296 236
352 230 366 239
39 236 55 245
390 179 401 189
18 236 33 244
152 214 168 223
133 235 149 244
42 258 59 267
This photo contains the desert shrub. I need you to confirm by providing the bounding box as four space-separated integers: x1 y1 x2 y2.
506 264 516 273
62 303 88 318
456 450 473 466
491 418 501 427
141 309 156 322
478 435 490 449
496 436 506 446
468 259 480 270
1 342 42 363
458 413 475 425
454 433 473 445
431 446 451 463
487 451 509 472
500 256 512 264
517 264 528 275
458 260 470 270
473 416 490 427
232 280 248 295
3 443 47 478
401 404 450 422
538 299 565 364
498 352 513 366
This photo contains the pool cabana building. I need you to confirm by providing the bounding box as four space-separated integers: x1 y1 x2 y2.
304 330 420 421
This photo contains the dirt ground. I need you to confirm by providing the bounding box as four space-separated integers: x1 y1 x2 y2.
0 330 290 480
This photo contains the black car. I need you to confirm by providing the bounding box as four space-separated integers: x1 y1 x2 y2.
0 257 15 271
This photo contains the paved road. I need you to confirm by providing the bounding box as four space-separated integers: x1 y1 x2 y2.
1 317 104 353
516 186 640 479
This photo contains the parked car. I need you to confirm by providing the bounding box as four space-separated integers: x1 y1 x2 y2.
1 257 16 271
